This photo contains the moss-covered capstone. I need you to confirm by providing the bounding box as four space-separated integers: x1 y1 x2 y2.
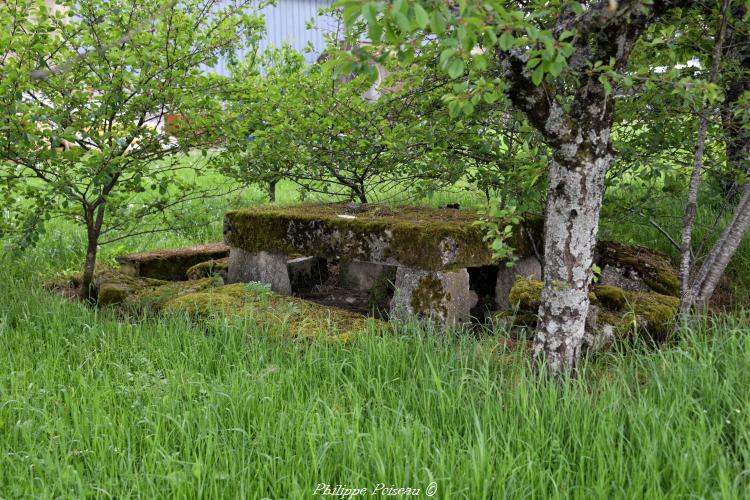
502 278 679 341
116 243 229 281
224 203 543 271
595 240 679 296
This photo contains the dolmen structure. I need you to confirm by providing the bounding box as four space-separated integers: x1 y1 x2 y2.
223 203 543 326
102 202 682 341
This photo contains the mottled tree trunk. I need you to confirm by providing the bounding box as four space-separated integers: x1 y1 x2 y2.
533 151 610 375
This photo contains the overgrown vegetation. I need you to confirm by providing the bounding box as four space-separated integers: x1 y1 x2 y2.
2 213 750 497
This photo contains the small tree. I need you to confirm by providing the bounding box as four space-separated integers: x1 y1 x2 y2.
0 0 265 298
219 44 465 204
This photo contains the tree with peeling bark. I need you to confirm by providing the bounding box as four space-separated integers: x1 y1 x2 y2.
338 0 702 376
0 0 265 299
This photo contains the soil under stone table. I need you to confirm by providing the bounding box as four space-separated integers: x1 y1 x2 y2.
223 203 543 326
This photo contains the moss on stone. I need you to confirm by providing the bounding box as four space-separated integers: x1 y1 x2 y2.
92 270 167 306
162 292 242 318
161 283 376 341
224 203 542 271
591 285 627 310
503 278 678 342
410 274 449 318
596 240 679 296
508 278 544 310
122 276 224 311
186 258 229 280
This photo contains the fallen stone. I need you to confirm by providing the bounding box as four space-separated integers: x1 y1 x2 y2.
389 267 478 326
339 260 397 291
116 243 229 281
501 278 679 343
227 247 291 294
595 240 679 296
160 283 378 342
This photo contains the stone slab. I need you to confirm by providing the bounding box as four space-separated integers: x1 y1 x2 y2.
224 203 543 272
227 247 291 294
116 243 229 281
339 260 397 291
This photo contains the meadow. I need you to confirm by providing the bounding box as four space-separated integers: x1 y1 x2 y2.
2 181 750 498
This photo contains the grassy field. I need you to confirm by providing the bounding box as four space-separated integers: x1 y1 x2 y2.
2 182 750 498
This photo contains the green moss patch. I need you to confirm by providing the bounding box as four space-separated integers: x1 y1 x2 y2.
161 283 377 341
186 258 229 280
224 203 542 271
502 278 678 341
115 243 229 281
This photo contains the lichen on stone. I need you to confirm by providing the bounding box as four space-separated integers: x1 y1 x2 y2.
410 274 448 318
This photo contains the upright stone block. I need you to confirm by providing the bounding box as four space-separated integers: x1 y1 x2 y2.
227 247 291 294
339 261 397 291
390 267 477 326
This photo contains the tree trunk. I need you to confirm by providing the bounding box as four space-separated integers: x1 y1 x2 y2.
533 152 609 376
694 185 750 310
718 2 750 198
81 204 105 301
268 179 277 203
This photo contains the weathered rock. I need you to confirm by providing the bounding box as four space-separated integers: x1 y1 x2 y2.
389 267 478 326
116 243 229 281
599 264 652 293
186 257 229 281
495 256 542 310
224 203 543 271
595 240 679 296
288 256 328 291
227 247 291 294
339 260 397 291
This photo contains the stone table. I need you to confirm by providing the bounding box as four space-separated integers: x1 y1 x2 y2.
223 203 542 326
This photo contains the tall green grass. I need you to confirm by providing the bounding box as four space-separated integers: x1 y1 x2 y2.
2 179 750 498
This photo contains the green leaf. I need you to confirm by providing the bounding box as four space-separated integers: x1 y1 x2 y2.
447 58 465 79
413 4 429 29
532 65 544 86
430 11 445 35
499 31 514 51
599 74 612 96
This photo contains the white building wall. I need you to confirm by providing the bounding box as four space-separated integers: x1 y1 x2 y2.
211 0 337 75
